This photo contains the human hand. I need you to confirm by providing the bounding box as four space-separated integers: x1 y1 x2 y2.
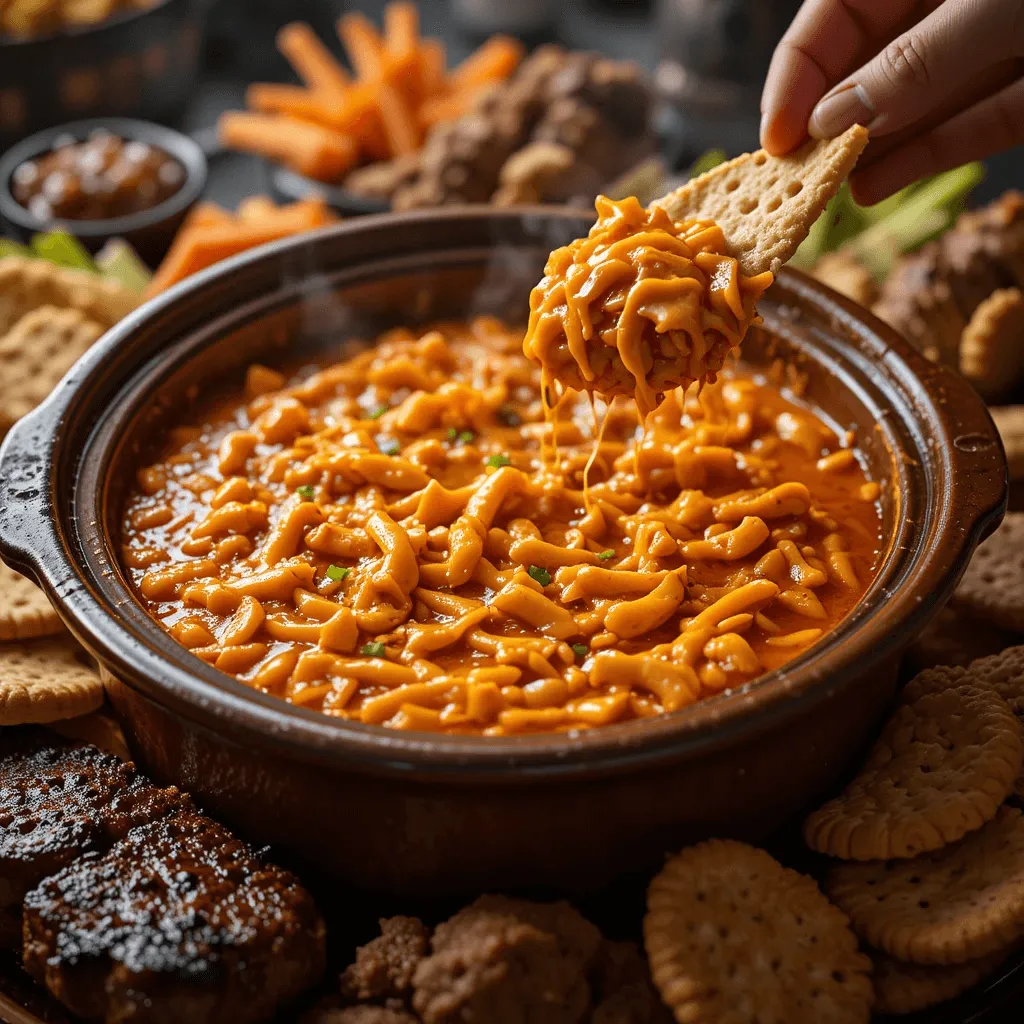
760 0 1024 203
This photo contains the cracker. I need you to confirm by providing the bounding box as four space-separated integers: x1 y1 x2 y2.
964 645 1024 798
952 512 1024 633
0 255 137 336
0 637 104 725
959 287 1024 401
803 666 1023 861
827 806 1024 965
644 839 873 1024
871 946 1009 1014
0 560 63 641
0 305 104 435
991 406 1024 482
653 124 869 277
904 604 1016 674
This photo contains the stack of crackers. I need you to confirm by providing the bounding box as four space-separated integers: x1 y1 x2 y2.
0 255 131 731
644 645 1024 1020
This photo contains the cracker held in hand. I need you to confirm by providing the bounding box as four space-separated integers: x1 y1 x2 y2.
0 305 103 435
0 638 104 725
991 406 1024 482
0 561 63 641
644 839 872 1024
652 124 869 277
952 511 1024 633
804 666 1023 861
871 947 1010 1015
827 806 1024 965
0 255 137 336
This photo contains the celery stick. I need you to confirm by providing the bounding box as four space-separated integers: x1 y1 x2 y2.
31 231 96 272
96 238 152 294
0 238 33 259
688 149 727 178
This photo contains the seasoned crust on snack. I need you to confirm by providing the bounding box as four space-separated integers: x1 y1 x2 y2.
411 895 601 1024
340 916 430 1003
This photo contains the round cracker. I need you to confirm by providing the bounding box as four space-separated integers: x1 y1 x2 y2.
870 946 1009 1015
965 644 1024 798
904 605 1015 674
827 806 1024 965
0 560 63 641
0 637 104 725
804 667 1023 861
644 839 872 1024
953 512 1024 633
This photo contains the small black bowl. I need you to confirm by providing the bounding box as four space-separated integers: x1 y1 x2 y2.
0 118 207 265
0 0 208 149
271 166 391 217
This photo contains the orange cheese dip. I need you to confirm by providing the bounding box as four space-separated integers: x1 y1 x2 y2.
122 318 881 736
523 196 774 416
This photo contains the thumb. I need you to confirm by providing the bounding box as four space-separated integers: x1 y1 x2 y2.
807 0 1023 140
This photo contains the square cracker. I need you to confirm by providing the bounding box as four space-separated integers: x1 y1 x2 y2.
652 124 869 277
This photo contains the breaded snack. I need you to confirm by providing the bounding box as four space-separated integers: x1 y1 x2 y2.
412 895 601 1024
644 839 872 1024
0 256 136 335
0 305 104 435
952 512 1024 633
959 287 1024 400
0 560 63 640
990 406 1024 482
804 666 1023 860
0 637 105 725
870 946 1010 1015
812 250 878 308
340 916 429 1003
653 124 869 277
827 806 1024 965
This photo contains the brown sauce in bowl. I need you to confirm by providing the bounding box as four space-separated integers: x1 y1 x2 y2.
11 130 185 223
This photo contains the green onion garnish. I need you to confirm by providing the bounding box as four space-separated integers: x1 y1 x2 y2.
486 454 511 468
598 550 615 560
380 440 400 456
527 565 552 587
458 430 474 443
361 641 387 658
369 405 388 419
326 565 349 582
447 426 458 442
571 643 588 658
296 484 315 500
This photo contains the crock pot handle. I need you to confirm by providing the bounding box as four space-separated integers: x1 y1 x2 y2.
0 403 66 586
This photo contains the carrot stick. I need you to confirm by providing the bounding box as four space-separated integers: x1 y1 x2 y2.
218 111 358 182
383 2 419 55
236 195 279 222
147 213 334 298
338 12 385 80
419 38 447 95
246 83 342 126
375 82 421 156
185 201 234 229
419 87 486 127
448 35 524 91
276 22 350 101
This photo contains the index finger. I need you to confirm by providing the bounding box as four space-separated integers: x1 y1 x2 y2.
761 0 926 155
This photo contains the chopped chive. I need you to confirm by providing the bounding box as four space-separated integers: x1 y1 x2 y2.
326 564 350 582
380 440 400 456
598 550 615 560
447 426 458 442
486 453 511 469
458 430 474 443
369 404 388 419
361 641 387 658
296 484 315 501
497 406 521 427
571 643 588 658
527 565 552 587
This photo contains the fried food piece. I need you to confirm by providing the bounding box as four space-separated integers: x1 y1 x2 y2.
0 728 188 949
23 809 326 1023
411 895 601 1024
340 916 429 1003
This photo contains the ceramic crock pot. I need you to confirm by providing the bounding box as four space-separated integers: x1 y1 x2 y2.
0 208 1007 898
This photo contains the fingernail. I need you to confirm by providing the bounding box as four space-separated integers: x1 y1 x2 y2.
759 110 771 145
808 83 874 139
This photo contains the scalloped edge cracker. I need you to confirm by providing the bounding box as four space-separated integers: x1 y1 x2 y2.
0 637 104 725
653 125 869 277
0 560 64 641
